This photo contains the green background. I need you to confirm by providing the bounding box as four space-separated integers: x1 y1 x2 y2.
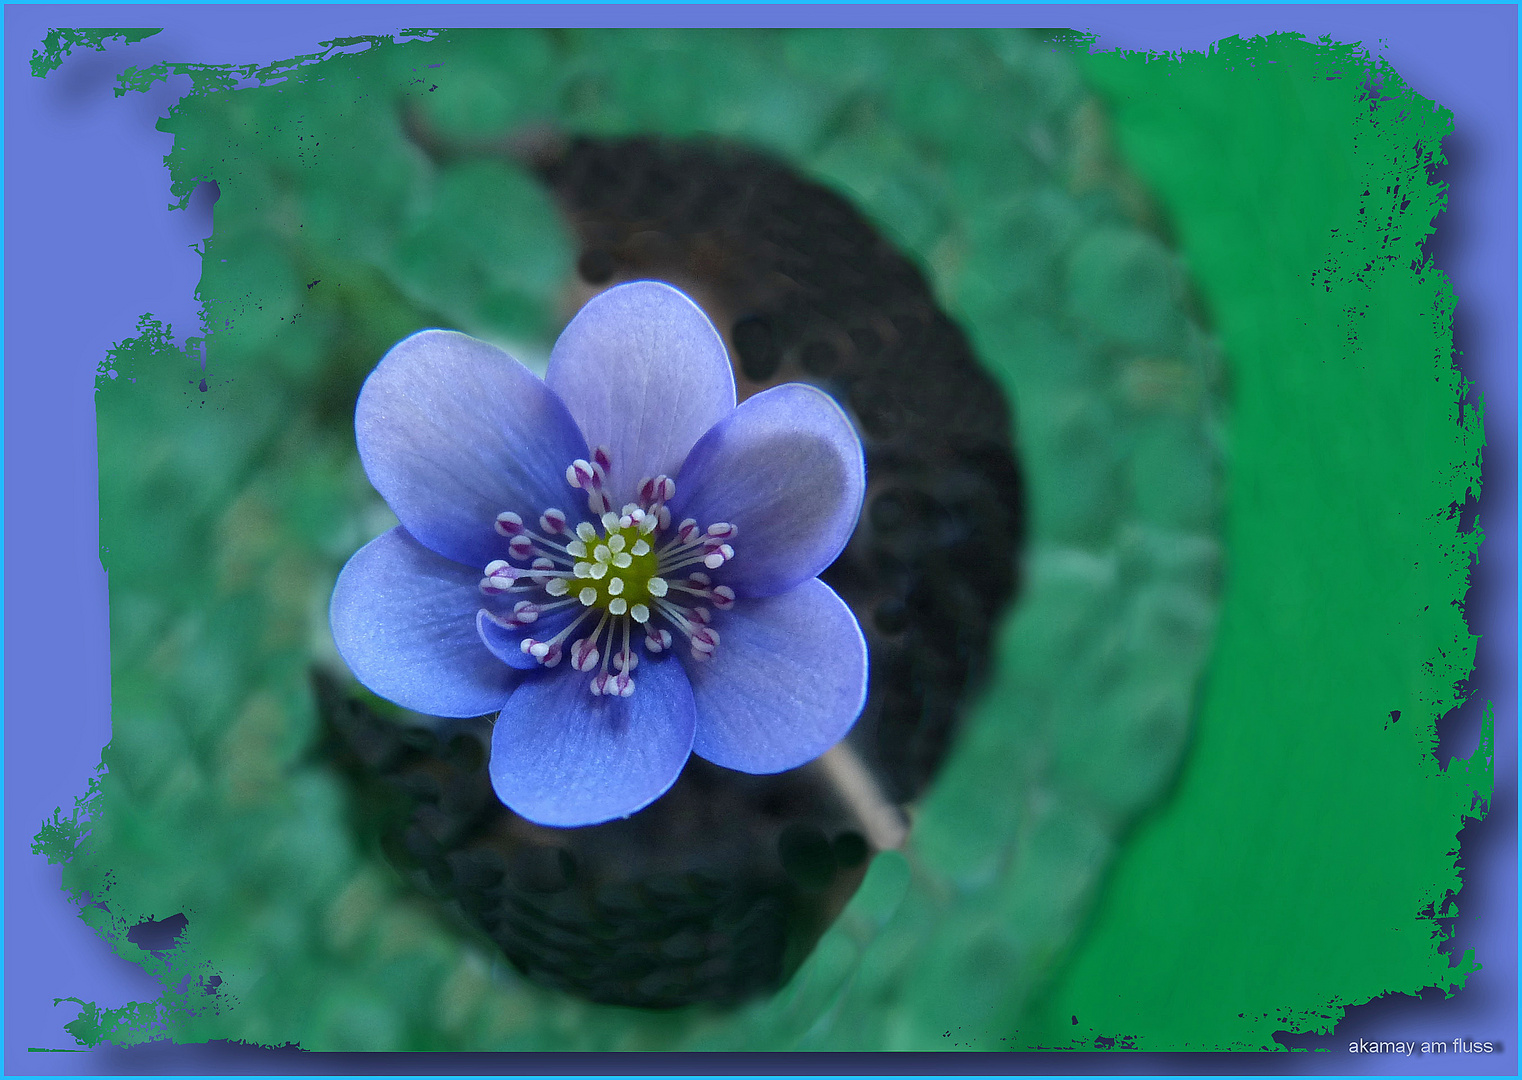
40 28 1487 1052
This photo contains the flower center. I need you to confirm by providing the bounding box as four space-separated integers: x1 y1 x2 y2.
477 448 737 697
566 514 661 618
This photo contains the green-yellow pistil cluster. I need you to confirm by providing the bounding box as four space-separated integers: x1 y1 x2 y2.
551 514 667 621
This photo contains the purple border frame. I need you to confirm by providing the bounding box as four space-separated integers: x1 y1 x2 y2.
5 5 1515 1073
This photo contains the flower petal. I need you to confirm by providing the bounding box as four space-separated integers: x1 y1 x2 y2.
668 383 865 597
490 656 697 828
477 607 578 670
330 527 520 717
545 281 736 506
687 578 868 774
357 329 590 569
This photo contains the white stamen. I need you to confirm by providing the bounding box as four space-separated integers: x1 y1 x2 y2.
631 539 650 556
565 540 587 558
576 521 596 542
520 635 563 667
533 596 581 615
614 622 633 672
571 638 599 672
593 544 611 563
480 560 526 594
612 552 633 568
608 577 625 596
579 586 597 606
495 511 525 536
607 534 626 553
589 562 609 580
567 460 594 489
644 627 671 653
601 511 621 532
539 509 567 535
661 544 736 575
608 597 628 615
573 562 592 579
630 603 650 624
647 576 668 598
545 578 570 597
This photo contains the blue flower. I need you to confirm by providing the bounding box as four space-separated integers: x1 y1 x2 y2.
330 281 869 828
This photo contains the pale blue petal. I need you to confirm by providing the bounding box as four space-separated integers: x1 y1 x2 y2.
687 578 868 773
545 281 736 507
668 383 865 597
357 329 590 570
330 527 519 717
489 655 696 828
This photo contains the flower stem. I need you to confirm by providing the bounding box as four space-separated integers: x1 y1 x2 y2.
815 742 908 852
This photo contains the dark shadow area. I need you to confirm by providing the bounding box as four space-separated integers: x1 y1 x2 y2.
183 179 220 242
124 913 187 956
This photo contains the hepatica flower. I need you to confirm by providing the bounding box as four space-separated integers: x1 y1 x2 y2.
330 282 868 827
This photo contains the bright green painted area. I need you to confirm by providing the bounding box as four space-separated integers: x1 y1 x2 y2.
1017 35 1488 1049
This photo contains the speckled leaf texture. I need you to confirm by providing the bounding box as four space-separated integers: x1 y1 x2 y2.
45 28 1486 1052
